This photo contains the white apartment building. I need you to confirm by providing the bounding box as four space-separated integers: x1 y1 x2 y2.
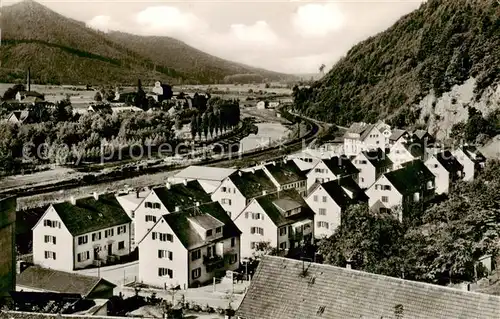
343 122 386 156
138 202 241 289
32 193 132 272
425 151 464 194
133 180 212 245
352 148 393 189
306 157 359 190
233 190 314 259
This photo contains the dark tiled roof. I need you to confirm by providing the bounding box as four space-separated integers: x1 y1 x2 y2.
362 148 393 169
322 156 359 177
436 151 464 173
255 190 314 227
389 129 408 142
16 266 115 296
229 169 277 199
384 160 435 195
402 140 425 159
412 129 433 141
236 256 500 319
338 177 369 202
163 202 241 250
153 180 212 212
52 194 131 236
264 160 306 185
462 145 487 163
345 122 374 139
319 181 352 208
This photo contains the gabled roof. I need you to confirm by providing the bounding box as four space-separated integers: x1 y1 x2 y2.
384 160 435 195
413 129 432 141
10 110 30 122
322 156 359 177
255 190 314 227
361 148 393 169
318 181 352 208
236 256 500 319
338 177 369 202
228 169 276 199
461 145 487 163
402 140 425 159
389 128 408 142
435 151 464 173
174 165 236 182
344 122 375 140
51 194 131 237
152 180 212 212
16 266 115 297
264 160 306 185
162 202 241 250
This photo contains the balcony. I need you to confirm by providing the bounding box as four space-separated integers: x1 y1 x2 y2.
203 254 224 272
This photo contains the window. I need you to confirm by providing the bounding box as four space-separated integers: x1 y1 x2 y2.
381 196 389 203
229 253 238 264
192 268 201 279
216 227 222 234
231 237 236 247
152 232 157 240
250 242 256 249
221 198 232 205
105 229 114 238
117 225 127 234
77 251 90 262
44 251 56 260
145 202 153 208
158 268 173 278
250 227 264 235
118 241 125 250
318 208 326 216
158 250 173 260
245 212 249 219
279 242 287 250
167 234 173 242
383 185 391 191
313 195 318 202
434 164 439 168
279 227 287 236
221 187 227 192
43 220 61 228
152 203 161 209
191 249 201 261
92 232 101 241
145 215 157 223
316 221 329 229
322 196 327 203
361 177 365 182
206 229 213 237
44 235 56 244
78 235 88 245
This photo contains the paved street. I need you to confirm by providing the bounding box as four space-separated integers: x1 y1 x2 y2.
75 261 139 285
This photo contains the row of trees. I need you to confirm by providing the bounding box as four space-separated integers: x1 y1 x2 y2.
189 97 240 140
318 160 500 285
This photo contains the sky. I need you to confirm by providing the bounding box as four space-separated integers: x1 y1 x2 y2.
6 0 425 74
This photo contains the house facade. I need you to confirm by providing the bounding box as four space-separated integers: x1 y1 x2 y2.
233 190 314 259
133 180 212 245
138 202 241 289
452 146 487 182
306 157 359 190
262 160 307 196
424 151 464 194
388 137 424 169
32 194 132 272
352 148 393 189
366 160 436 222
343 122 385 156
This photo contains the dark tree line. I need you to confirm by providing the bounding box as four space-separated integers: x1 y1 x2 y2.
189 97 240 140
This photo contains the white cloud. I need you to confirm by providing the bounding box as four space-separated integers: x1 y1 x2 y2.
86 15 121 33
135 6 208 36
292 3 345 38
228 20 279 46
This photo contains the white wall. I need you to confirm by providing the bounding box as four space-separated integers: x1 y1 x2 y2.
233 201 278 259
32 206 73 272
366 176 403 216
211 178 247 220
362 127 385 151
453 149 475 182
134 190 170 244
425 157 450 194
353 153 377 189
306 161 337 190
305 186 342 239
73 223 131 270
138 218 188 289
388 140 415 169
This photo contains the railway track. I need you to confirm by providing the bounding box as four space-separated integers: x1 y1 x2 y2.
1 110 325 200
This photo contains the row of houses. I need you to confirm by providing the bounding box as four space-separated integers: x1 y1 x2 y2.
30 125 487 292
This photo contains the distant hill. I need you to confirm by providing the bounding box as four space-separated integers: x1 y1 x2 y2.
0 0 290 85
293 0 500 132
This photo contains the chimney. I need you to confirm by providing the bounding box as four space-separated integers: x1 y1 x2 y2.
238 171 242 177
27 68 31 92
183 179 188 186
93 192 99 201
166 182 171 190
346 260 352 270
70 196 76 205
136 190 140 198
175 206 180 212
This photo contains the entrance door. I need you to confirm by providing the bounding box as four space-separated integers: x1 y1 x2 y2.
108 244 113 256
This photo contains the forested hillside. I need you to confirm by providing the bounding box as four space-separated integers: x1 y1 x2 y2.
293 0 500 127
